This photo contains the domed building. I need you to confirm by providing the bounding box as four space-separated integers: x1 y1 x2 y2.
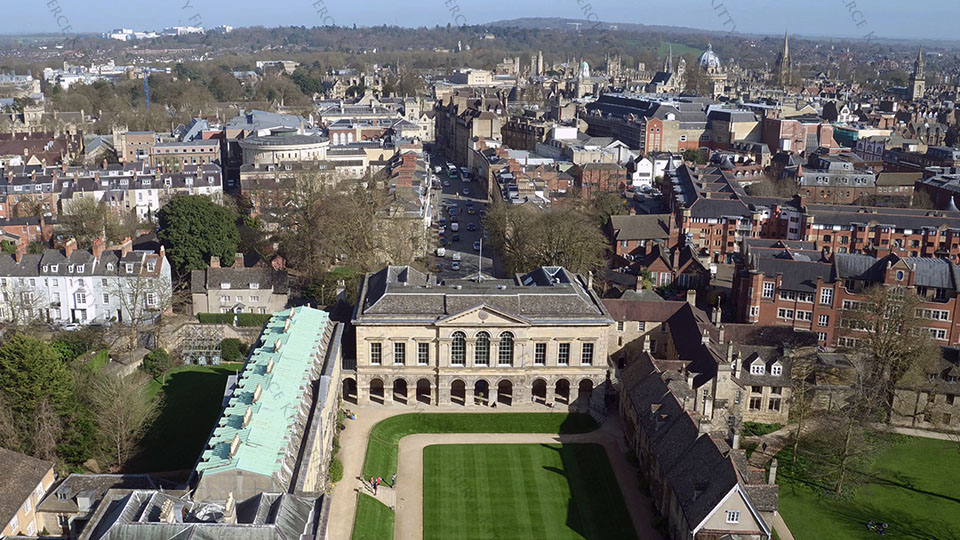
696 43 728 99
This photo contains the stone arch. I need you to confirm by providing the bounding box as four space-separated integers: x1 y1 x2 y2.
474 379 490 406
577 379 594 409
497 379 513 406
416 378 432 405
393 378 408 405
370 377 385 404
532 378 547 404
555 378 571 405
342 377 357 404
451 379 466 406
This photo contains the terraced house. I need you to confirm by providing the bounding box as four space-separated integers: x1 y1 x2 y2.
349 266 614 412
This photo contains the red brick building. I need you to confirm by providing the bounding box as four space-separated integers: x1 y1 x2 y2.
734 251 960 347
569 162 627 198
0 216 53 248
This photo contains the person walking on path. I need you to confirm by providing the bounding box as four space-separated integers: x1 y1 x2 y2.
391 473 397 487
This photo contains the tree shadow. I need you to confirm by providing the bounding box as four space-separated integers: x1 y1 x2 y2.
824 500 959 540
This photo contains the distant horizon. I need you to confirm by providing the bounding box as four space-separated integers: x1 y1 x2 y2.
3 1 956 42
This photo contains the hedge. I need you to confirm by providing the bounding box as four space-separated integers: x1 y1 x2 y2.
196 313 273 327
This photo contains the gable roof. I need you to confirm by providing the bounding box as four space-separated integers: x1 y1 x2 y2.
0 448 54 528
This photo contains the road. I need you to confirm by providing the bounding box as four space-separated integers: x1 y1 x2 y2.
428 160 501 280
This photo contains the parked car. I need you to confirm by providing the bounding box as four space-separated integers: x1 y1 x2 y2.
452 252 462 261
453 233 460 242
439 238 447 246
62 323 81 332
451 261 461 271
443 180 451 187
436 247 446 257
438 226 445 234
451 222 459 232
467 223 476 231
465 199 473 206
473 241 481 251
463 188 470 196
467 207 476 215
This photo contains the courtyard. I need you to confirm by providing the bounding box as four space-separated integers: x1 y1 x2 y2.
423 443 637 540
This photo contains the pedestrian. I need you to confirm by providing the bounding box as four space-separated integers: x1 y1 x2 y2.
377 476 382 487
391 473 396 487
370 476 375 493
761 442 768 452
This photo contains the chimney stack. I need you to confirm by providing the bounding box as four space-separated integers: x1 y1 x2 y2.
587 270 594 292
233 252 244 267
91 237 105 259
210 256 220 268
768 458 778 484
120 237 133 256
64 238 77 259
686 289 697 306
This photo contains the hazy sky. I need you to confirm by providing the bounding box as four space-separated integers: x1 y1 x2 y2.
7 0 955 41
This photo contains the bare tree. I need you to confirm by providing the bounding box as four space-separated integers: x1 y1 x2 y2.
32 398 62 462
111 272 173 352
789 353 818 463
90 372 160 469
0 277 51 328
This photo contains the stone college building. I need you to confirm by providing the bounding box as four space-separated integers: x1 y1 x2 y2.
349 266 614 411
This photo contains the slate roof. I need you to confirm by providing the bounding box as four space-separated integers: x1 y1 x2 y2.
834 253 960 291
620 356 771 534
0 448 53 529
754 258 834 292
191 266 288 294
609 214 671 242
37 474 174 515
355 265 612 324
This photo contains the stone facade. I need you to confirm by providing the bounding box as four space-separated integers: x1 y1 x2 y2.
350 266 613 413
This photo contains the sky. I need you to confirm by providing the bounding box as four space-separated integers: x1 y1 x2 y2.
6 0 956 41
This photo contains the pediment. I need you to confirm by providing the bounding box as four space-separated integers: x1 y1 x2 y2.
436 304 531 327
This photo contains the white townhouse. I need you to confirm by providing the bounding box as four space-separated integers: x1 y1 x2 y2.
0 238 172 325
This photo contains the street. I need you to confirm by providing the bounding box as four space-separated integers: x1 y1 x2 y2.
429 158 501 280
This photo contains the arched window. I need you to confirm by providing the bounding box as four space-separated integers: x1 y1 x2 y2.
451 332 466 365
498 332 514 366
475 332 490 365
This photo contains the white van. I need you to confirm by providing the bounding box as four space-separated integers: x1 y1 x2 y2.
450 222 460 232
436 247 446 257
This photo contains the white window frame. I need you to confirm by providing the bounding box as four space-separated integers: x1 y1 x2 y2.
725 510 740 524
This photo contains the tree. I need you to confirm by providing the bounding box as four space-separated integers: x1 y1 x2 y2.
157 195 240 275
683 149 706 165
789 353 818 463
839 285 941 418
90 372 160 469
61 198 141 247
141 348 174 384
111 271 173 352
486 202 606 275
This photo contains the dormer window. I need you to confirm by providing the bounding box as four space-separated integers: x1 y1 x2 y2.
106 263 114 271
68 264 74 273
771 364 783 376
42 265 48 272
250 283 259 289
125 263 134 273
221 282 231 289
750 364 765 375
51 265 58 272
896 270 904 281
146 261 156 272
77 265 84 273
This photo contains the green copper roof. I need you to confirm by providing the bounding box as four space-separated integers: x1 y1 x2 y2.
196 306 330 480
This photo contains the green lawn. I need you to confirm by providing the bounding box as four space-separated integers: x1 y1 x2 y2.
82 349 110 374
778 436 960 540
351 494 394 540
423 443 635 540
361 413 598 479
132 362 244 473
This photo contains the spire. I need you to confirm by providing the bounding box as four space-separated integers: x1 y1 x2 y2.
914 46 925 79
668 45 673 72
783 31 789 59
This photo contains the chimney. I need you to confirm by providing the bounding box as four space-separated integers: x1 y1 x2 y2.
701 328 710 345
712 305 722 325
717 324 725 344
768 458 778 484
120 237 133 256
698 417 712 435
91 237 105 259
64 238 77 259
587 270 594 291
210 256 220 268
686 289 697 306
233 252 244 267
671 247 680 269
642 336 651 353
13 243 26 263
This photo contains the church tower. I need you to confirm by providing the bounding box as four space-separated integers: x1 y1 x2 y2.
775 31 792 87
909 47 926 101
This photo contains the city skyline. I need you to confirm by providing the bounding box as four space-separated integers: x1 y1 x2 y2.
4 0 958 42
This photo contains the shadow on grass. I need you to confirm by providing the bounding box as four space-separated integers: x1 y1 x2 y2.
540 443 636 540
127 366 237 474
823 500 957 540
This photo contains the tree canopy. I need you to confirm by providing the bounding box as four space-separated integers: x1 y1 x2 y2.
157 195 240 275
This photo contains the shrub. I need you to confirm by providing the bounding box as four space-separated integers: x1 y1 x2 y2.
221 338 243 363
742 422 784 437
329 457 344 484
197 313 273 327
